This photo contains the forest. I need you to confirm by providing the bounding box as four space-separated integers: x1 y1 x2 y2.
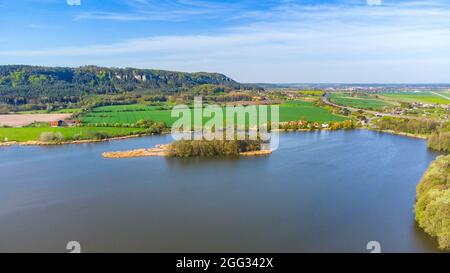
0 65 257 110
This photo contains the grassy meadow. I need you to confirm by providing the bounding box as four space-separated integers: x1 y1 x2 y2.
329 93 391 110
83 104 173 125
0 126 145 142
380 91 450 104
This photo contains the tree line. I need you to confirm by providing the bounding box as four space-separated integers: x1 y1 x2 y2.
373 116 450 152
373 116 447 135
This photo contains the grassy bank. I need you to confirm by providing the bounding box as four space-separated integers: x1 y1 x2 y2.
415 154 450 250
0 126 146 142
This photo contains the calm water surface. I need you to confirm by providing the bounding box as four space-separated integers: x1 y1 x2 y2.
0 130 440 252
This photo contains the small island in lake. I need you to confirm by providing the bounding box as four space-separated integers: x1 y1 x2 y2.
102 139 272 159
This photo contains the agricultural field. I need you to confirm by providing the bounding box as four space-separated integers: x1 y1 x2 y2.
0 113 72 127
380 91 450 104
83 105 173 125
16 108 82 114
82 101 347 126
329 93 392 110
298 90 324 97
278 101 346 122
0 126 145 142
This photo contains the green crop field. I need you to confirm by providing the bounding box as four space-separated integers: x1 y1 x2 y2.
82 101 347 126
83 105 174 125
0 127 145 142
380 91 450 104
329 93 391 110
298 90 324 96
0 101 346 142
278 101 346 122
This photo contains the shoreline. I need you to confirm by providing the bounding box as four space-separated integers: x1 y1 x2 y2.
1 127 429 148
0 133 163 147
366 128 428 139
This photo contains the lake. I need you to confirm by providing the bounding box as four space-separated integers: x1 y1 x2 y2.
0 130 440 252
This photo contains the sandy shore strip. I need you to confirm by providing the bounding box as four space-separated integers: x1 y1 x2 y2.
102 145 170 158
239 150 273 156
0 141 16 147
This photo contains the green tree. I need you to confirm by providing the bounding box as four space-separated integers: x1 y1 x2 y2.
10 69 26 88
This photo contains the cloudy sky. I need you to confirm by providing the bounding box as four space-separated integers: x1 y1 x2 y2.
1 0 450 83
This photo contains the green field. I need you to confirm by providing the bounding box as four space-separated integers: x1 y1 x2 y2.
82 101 347 126
380 91 450 104
1 101 346 142
278 101 346 122
298 90 324 96
329 93 391 110
0 127 145 142
83 105 174 125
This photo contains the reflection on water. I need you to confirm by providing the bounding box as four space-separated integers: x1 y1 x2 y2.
0 130 441 252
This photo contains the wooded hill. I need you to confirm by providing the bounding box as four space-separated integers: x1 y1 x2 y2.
0 65 248 105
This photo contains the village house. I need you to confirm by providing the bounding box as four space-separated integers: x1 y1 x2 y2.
311 122 320 128
360 119 371 126
299 120 307 126
50 120 81 127
391 108 404 115
50 120 64 127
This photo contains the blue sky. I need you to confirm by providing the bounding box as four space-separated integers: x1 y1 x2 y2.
1 0 450 83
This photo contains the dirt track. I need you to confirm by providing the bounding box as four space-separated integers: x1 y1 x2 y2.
0 114 72 127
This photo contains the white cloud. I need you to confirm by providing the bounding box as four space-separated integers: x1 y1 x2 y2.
75 0 243 22
367 0 382 6
67 0 81 6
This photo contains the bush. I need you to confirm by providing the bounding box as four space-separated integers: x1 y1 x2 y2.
428 131 450 152
415 155 450 250
71 133 83 141
92 131 111 140
54 132 64 141
39 132 64 142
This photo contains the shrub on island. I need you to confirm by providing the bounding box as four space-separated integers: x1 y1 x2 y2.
168 139 263 157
